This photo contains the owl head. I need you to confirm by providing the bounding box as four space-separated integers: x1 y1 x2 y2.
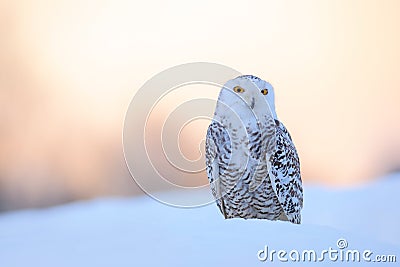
216 75 277 120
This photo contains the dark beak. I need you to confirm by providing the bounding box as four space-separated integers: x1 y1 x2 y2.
250 97 255 109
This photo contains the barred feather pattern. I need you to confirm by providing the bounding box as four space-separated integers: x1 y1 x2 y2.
205 117 303 224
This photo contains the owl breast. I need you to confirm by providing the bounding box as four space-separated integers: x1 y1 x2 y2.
217 115 285 220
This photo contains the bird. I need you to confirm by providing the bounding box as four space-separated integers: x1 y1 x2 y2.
205 75 303 224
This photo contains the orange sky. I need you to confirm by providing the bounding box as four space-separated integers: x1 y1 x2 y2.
1 0 400 209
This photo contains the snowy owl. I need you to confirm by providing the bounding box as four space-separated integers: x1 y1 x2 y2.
205 75 303 224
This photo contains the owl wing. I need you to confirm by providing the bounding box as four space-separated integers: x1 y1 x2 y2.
205 121 229 218
269 120 303 224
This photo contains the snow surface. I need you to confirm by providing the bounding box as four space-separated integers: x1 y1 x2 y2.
0 175 399 267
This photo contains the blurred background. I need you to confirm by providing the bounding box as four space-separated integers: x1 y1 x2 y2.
1 0 399 212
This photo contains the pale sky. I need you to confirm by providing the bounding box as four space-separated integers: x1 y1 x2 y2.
1 0 399 209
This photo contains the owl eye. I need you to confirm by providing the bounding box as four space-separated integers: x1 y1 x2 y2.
261 89 268 95
233 86 245 93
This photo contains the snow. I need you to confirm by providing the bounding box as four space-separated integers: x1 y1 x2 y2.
0 175 399 267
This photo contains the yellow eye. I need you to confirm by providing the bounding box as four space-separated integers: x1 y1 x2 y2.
261 89 268 95
233 86 245 93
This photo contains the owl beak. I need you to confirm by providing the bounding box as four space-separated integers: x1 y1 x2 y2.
250 97 255 109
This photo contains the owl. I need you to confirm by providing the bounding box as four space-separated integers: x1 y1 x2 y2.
205 75 303 224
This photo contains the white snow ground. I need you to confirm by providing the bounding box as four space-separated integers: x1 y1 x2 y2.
0 175 399 267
